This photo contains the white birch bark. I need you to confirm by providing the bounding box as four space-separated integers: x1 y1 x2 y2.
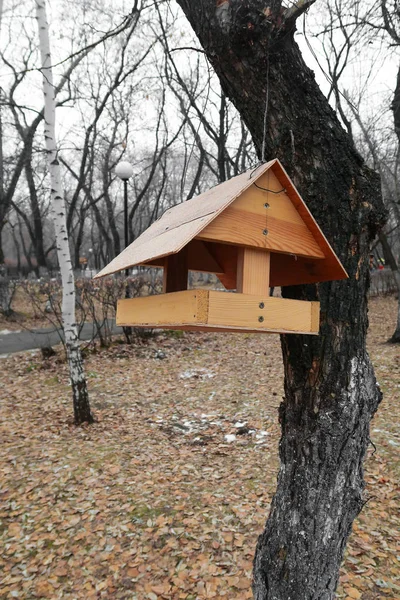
0 0 9 309
35 0 93 424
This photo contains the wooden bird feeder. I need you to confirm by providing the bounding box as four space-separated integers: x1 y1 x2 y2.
94 159 347 335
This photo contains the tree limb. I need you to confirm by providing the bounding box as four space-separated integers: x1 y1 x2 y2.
284 0 317 23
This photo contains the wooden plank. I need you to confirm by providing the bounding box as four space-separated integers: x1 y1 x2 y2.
237 248 270 295
270 252 345 286
207 292 316 333
187 240 223 273
311 301 320 332
144 240 223 274
116 289 319 335
207 243 238 289
146 324 319 335
197 205 325 259
233 170 301 223
163 247 188 293
117 290 209 326
117 290 319 334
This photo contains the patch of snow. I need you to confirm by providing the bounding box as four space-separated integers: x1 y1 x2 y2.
179 368 215 380
224 434 236 443
0 329 22 335
255 431 269 439
234 421 247 428
388 440 399 447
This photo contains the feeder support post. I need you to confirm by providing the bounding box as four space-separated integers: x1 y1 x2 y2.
237 247 271 296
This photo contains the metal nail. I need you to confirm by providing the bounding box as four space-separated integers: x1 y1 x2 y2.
264 202 270 208
262 229 268 236
259 302 265 309
258 316 264 323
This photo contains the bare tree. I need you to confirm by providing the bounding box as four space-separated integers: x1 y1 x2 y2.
0 0 142 269
172 1 385 597
35 0 93 425
156 3 255 191
314 0 400 341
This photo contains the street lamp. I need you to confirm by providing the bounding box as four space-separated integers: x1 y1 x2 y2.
88 248 93 274
115 161 133 277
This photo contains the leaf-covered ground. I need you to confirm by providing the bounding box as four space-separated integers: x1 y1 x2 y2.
0 295 399 600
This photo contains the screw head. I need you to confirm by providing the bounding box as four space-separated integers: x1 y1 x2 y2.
259 302 265 309
264 202 270 208
262 229 268 236
258 316 264 323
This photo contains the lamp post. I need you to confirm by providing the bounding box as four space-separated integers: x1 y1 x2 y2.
115 161 134 277
88 248 93 275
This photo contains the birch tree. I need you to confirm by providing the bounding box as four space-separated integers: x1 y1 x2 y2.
35 0 93 425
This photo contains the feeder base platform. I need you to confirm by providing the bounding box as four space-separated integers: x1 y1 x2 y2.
117 290 319 335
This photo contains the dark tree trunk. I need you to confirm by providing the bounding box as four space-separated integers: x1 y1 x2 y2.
392 64 400 145
174 2 386 599
25 158 47 271
388 66 400 343
0 104 5 266
73 209 86 270
0 225 4 265
379 232 400 342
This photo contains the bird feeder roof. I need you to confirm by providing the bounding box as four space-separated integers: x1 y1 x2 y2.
94 159 347 285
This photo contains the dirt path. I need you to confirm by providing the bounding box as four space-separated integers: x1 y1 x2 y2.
0 321 122 356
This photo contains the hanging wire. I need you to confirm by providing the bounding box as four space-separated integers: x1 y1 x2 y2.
261 54 270 163
253 182 286 193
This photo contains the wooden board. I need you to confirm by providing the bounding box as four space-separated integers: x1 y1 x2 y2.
197 170 325 259
208 243 238 289
147 239 223 274
117 290 320 335
269 252 343 287
117 290 209 326
163 247 188 293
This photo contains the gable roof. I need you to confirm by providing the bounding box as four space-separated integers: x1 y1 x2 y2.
94 159 347 283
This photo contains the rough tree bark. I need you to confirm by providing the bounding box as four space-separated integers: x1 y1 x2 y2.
174 1 386 598
35 0 93 425
388 64 400 343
